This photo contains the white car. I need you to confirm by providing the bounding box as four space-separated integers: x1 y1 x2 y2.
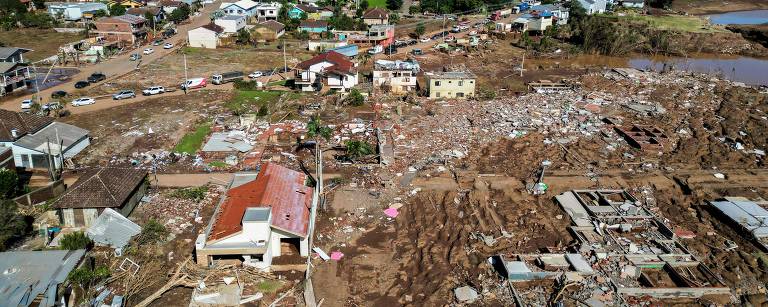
142 86 165 96
20 99 33 109
72 97 95 106
469 30 477 36
248 71 263 79
163 43 173 49
420 37 431 43
143 48 154 55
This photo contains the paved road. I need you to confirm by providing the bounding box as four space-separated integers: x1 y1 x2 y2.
0 2 222 112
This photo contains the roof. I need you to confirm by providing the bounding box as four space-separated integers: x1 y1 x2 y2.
208 163 312 241
709 197 768 238
97 14 146 24
294 4 318 13
126 7 162 16
220 0 259 10
86 208 141 250
363 7 388 19
299 19 327 28
429 70 476 80
201 131 254 153
14 122 89 154
297 51 355 74
243 207 271 222
0 109 53 142
159 0 186 7
259 20 285 32
217 14 245 21
0 47 31 60
200 23 225 33
52 167 148 209
0 249 86 307
0 62 22 74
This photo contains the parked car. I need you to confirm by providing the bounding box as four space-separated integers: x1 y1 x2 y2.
163 43 174 49
451 26 461 33
129 53 142 61
87 72 106 83
181 78 206 90
112 90 136 100
420 37 431 43
143 48 154 55
72 97 95 106
142 86 165 95
20 99 33 110
74 81 90 89
248 71 263 79
51 90 67 98
152 39 163 46
384 47 398 55
444 36 455 42
411 48 424 55
469 30 477 36
407 39 418 45
367 45 383 55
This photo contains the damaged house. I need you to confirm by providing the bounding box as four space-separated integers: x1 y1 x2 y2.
0 249 86 307
195 162 315 269
0 109 90 169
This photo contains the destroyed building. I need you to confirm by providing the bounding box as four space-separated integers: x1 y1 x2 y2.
372 59 420 94
615 125 670 152
708 197 768 251
0 249 86 307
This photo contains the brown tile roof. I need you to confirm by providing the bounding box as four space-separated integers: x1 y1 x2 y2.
294 4 317 13
159 0 186 7
201 23 224 33
126 7 162 16
363 8 388 19
297 51 355 74
299 19 327 29
259 20 284 33
97 14 147 25
0 109 53 142
52 167 148 209
208 163 312 241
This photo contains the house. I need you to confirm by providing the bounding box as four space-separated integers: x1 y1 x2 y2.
0 249 86 307
253 20 285 41
158 0 188 14
620 0 644 8
362 7 389 25
188 23 225 49
92 15 148 45
51 167 148 227
195 163 315 268
254 2 281 21
0 47 32 96
366 24 394 47
0 110 90 169
577 0 607 14
0 47 31 64
126 6 165 23
512 11 554 32
298 20 328 33
316 6 334 20
215 15 247 33
294 51 358 92
219 0 262 17
373 59 420 94
288 4 317 19
46 2 108 21
426 71 476 99
530 4 569 25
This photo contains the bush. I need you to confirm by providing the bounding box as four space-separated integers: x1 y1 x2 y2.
135 219 169 245
345 140 374 159
346 89 365 106
68 266 110 292
0 201 30 251
60 232 92 250
170 186 208 202
0 169 18 199
233 79 261 90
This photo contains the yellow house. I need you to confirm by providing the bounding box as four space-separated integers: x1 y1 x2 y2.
426 71 476 99
108 0 145 8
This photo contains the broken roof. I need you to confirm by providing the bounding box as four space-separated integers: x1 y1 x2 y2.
126 6 162 16
52 167 147 209
202 131 254 153
297 51 356 75
0 249 86 307
208 163 312 241
363 7 388 19
14 122 89 154
709 197 768 238
0 109 53 142
86 208 141 250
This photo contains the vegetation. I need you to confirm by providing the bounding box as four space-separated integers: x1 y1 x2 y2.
256 280 284 293
417 0 506 14
0 169 18 199
345 140 374 159
0 201 30 251
168 5 191 23
415 22 426 37
208 161 229 168
307 116 333 141
109 4 127 16
225 90 283 115
170 186 209 202
386 0 403 10
68 265 111 301
135 219 169 245
174 122 212 154
236 28 252 45
366 0 387 8
346 89 365 106
60 231 93 250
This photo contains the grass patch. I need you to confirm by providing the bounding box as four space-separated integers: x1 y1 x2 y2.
0 29 84 61
208 161 228 168
174 122 212 154
366 0 387 7
225 90 284 114
255 280 284 293
268 79 288 86
617 14 726 33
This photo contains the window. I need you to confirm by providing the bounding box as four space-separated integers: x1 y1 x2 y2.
458 81 463 86
434 81 441 86
470 80 474 84
457 92 464 97
435 92 441 97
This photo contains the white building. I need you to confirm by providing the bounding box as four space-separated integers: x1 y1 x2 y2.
47 2 108 21
294 51 359 92
195 163 315 269
620 0 645 8
188 24 224 49
577 0 607 14
372 59 419 94
531 4 569 25
214 15 246 33
254 2 280 20
0 110 90 169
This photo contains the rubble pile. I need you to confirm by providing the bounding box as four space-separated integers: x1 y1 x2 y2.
139 186 223 234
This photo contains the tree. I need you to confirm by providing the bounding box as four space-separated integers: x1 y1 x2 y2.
109 4 126 16
386 0 403 10
144 12 156 30
415 22 425 37
306 117 333 141
236 28 251 44
0 201 30 251
360 0 370 11
346 89 365 106
60 231 93 250
68 266 111 302
168 5 191 23
0 168 18 199
345 140 373 159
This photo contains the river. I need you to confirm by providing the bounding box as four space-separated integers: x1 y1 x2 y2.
707 10 768 25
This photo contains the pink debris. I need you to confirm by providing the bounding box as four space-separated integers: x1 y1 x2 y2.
384 208 399 218
330 251 344 260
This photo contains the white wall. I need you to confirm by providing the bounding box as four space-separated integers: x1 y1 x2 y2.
215 17 246 33
188 28 218 49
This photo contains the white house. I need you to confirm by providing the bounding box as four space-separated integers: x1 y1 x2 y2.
0 110 90 169
577 0 607 14
46 2 108 21
531 4 569 25
188 24 224 49
214 15 246 33
372 59 419 94
294 51 358 92
195 163 315 269
255 2 280 20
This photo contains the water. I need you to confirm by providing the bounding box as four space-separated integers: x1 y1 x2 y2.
707 10 768 25
629 56 768 86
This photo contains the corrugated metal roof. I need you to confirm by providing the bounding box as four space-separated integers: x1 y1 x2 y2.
86 208 141 250
0 250 85 307
710 198 768 238
201 131 253 153
14 122 89 154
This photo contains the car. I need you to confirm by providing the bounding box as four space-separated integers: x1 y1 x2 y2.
451 26 461 33
74 81 90 89
384 47 398 55
112 90 136 100
143 48 154 55
469 30 477 36
420 37 431 43
51 90 67 98
87 73 106 83
142 86 165 96
407 39 418 45
129 53 141 61
20 99 33 109
411 48 424 55
249 71 263 78
152 39 163 46
71 97 95 106
163 43 173 49
444 36 455 42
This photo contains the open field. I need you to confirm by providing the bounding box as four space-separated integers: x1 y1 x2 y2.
0 29 83 62
366 0 387 8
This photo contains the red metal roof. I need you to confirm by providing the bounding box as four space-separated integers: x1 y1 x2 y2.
296 51 354 73
208 163 312 241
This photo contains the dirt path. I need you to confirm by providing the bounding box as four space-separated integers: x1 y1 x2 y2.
153 173 234 188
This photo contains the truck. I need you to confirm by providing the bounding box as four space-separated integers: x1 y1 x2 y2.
367 45 383 55
181 77 207 90
513 3 530 13
491 8 513 21
211 71 244 85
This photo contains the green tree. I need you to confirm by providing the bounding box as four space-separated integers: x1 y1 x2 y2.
236 28 251 44
386 0 402 10
168 5 191 23
415 22 425 37
0 201 30 251
360 0 369 11
0 169 18 198
60 232 93 250
307 116 333 141
345 140 373 159
346 89 365 106
144 11 156 29
68 266 110 300
109 4 126 16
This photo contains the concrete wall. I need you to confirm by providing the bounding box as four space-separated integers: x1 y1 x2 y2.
428 78 476 99
188 28 219 49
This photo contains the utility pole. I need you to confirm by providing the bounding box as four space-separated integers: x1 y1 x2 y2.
520 52 524 77
282 40 287 72
305 144 322 280
183 53 188 94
